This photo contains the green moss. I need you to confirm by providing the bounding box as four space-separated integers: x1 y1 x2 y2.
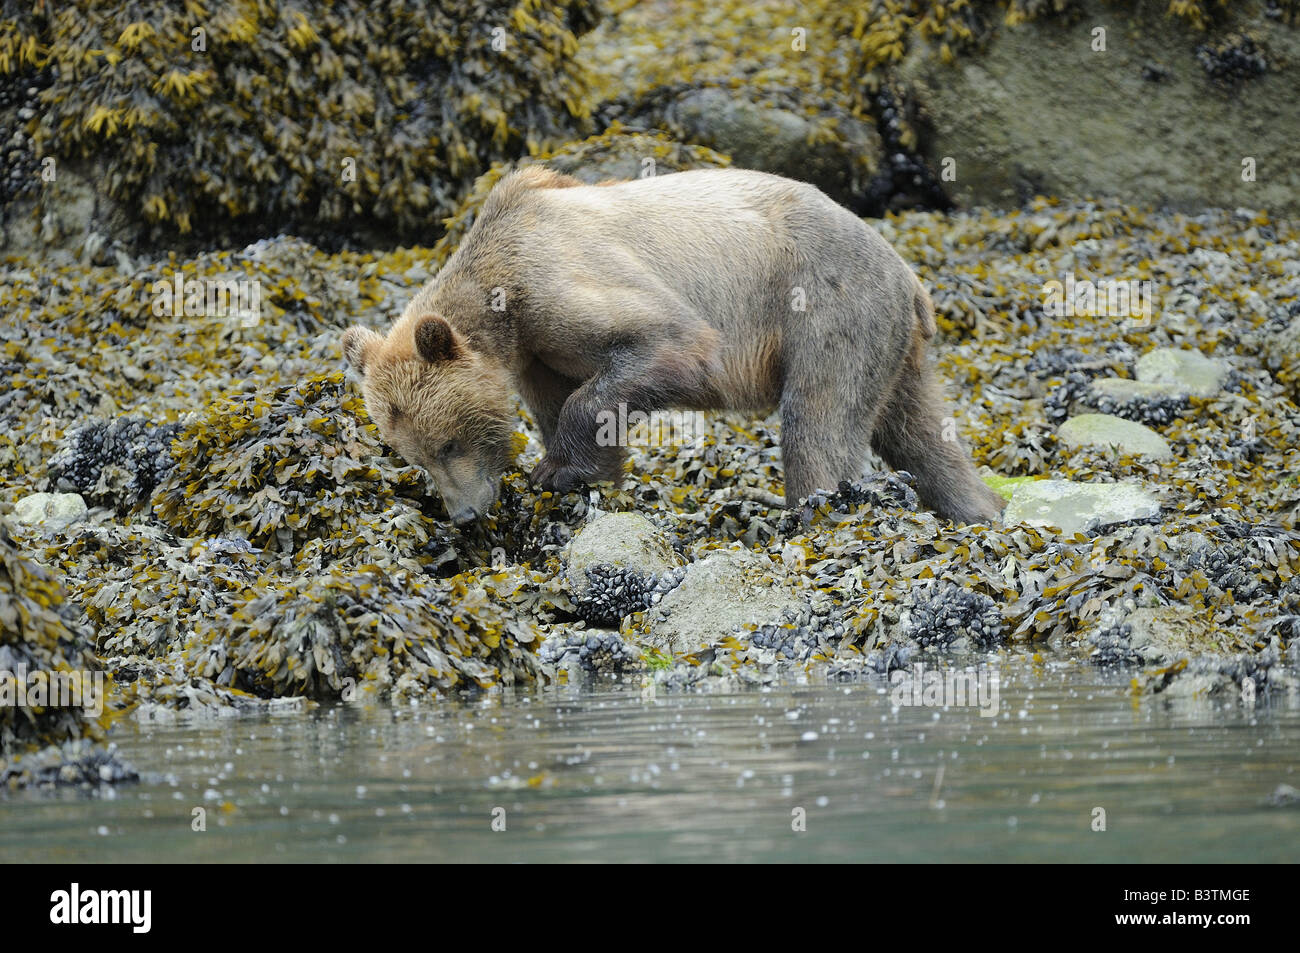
983 474 1043 501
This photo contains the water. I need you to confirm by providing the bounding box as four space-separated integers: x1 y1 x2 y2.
3 650 1298 862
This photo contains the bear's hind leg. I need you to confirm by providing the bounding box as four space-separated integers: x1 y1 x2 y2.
870 340 1005 524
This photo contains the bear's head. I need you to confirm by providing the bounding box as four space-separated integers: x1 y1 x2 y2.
343 315 514 525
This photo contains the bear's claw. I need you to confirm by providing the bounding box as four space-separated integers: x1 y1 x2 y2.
531 455 592 494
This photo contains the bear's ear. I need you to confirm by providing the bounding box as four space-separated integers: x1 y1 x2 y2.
413 314 461 364
342 326 381 373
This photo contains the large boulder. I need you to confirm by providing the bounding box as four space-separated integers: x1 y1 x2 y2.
899 0 1300 213
1 0 601 253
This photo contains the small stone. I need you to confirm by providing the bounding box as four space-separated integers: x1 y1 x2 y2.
11 492 88 528
1057 413 1172 459
1089 377 1184 402
564 511 682 599
1134 347 1229 397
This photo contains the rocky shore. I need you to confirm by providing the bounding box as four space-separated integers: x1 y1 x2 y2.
1 1 1297 786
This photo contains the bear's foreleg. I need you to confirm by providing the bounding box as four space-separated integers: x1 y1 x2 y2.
532 329 721 493
518 359 579 446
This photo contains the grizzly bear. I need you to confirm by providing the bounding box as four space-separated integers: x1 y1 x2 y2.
342 166 1005 525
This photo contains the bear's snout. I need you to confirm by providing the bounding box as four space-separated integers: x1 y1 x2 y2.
449 506 480 527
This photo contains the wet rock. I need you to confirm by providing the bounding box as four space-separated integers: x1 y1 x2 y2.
1134 348 1229 398
1268 784 1300 807
538 629 643 676
0 740 137 790
0 518 104 754
639 548 807 655
1004 479 1161 536
1057 413 1172 460
11 492 87 528
901 581 1004 650
1089 378 1186 403
1117 605 1221 667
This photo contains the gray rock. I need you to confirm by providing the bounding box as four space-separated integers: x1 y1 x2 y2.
649 87 883 208
1004 479 1160 536
564 511 682 599
641 548 806 656
11 492 88 528
1057 413 1172 459
1134 348 1229 398
898 0 1300 214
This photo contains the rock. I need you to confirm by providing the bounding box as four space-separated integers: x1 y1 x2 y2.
1134 348 1229 398
1088 378 1185 402
1004 479 1161 536
1057 413 1172 459
11 492 88 528
564 511 682 600
1123 606 1220 666
610 86 883 209
639 548 806 656
898 0 1300 213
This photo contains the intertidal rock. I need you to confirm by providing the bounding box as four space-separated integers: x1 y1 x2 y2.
1056 414 1172 460
1003 479 1162 536
1134 348 1230 398
636 548 808 656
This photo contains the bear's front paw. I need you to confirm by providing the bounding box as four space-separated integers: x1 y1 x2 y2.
531 455 592 494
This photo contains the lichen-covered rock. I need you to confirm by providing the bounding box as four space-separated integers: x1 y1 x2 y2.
1004 479 1162 536
1134 348 1230 398
597 84 883 210
1056 413 1172 460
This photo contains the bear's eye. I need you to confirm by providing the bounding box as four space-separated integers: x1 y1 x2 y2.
438 439 460 458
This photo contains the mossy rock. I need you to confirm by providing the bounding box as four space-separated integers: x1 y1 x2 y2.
1 0 601 250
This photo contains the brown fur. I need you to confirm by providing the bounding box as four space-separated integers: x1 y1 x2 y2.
343 168 1005 524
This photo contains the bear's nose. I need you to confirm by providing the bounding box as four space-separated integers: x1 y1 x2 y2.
450 507 478 526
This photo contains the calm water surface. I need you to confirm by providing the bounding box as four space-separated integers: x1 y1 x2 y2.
3 650 1297 862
